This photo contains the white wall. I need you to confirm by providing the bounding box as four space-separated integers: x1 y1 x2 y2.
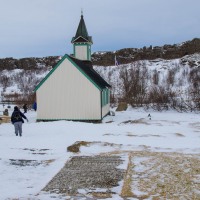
37 57 101 120
75 46 87 60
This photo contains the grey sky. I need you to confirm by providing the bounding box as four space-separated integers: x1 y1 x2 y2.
0 0 199 58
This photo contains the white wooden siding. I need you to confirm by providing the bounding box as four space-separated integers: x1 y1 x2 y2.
37 58 101 120
75 46 87 60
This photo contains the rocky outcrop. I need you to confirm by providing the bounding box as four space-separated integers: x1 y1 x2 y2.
0 38 200 69
92 38 200 66
0 56 60 70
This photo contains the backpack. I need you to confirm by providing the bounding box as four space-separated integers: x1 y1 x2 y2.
12 111 22 121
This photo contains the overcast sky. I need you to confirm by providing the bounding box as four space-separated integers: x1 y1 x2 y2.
0 0 199 58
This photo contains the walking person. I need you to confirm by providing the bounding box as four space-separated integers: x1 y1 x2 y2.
23 104 28 113
11 106 28 137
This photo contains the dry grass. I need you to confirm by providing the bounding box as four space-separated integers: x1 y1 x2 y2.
0 115 11 123
127 133 162 137
67 141 91 153
102 150 200 199
120 118 149 125
116 102 128 111
103 133 120 136
159 120 181 124
89 192 112 198
67 141 122 153
126 133 138 137
129 151 200 199
105 120 114 123
121 154 134 197
43 159 55 166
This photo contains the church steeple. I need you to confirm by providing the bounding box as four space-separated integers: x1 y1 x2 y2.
71 13 93 61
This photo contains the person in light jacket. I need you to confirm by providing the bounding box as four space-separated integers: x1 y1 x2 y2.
11 106 28 137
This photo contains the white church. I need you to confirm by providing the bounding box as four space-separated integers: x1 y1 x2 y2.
34 14 111 122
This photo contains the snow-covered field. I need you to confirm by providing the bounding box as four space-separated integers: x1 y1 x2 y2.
0 104 200 199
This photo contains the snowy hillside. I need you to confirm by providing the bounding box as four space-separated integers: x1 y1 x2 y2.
0 53 200 111
94 53 200 111
94 53 200 89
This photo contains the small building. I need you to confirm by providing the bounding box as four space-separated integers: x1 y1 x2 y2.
35 14 111 122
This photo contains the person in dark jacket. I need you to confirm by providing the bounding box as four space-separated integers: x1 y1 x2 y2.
3 109 9 116
33 102 37 111
11 106 28 137
23 104 28 113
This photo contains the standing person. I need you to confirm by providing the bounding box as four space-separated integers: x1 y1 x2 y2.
11 106 28 137
33 102 37 111
3 109 9 116
23 104 28 113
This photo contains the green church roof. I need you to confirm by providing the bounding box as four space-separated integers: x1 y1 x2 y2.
71 14 93 44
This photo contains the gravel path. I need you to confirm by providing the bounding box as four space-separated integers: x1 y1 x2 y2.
43 155 125 197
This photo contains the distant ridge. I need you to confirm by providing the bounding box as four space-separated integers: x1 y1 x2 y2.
0 38 200 70
92 38 200 66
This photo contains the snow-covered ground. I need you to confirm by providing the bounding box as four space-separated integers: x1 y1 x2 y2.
0 104 200 199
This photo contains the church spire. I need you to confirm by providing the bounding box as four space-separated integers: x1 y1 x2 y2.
71 13 93 44
71 13 93 61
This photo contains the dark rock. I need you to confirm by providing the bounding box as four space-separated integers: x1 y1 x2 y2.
0 38 199 69
0 56 60 70
92 38 200 66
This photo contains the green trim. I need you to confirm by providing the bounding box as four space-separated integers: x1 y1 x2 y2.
87 44 91 60
74 43 89 46
34 55 68 92
72 36 92 44
87 45 89 60
37 118 102 121
73 45 75 57
100 90 102 119
101 90 104 107
108 89 110 103
101 88 110 107
34 54 101 92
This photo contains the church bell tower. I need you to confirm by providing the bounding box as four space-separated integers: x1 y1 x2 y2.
71 13 93 61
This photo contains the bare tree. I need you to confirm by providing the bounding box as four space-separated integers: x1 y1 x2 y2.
14 70 41 95
119 62 148 106
0 75 12 91
152 70 159 85
166 69 175 86
147 85 170 111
